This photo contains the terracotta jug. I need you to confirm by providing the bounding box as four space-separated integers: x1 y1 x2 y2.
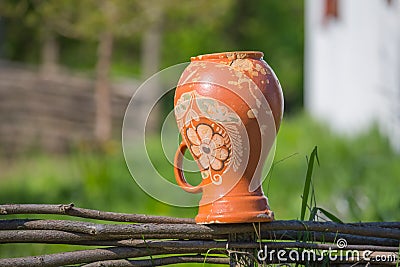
174 51 283 224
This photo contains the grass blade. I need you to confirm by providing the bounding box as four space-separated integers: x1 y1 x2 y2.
316 207 344 223
300 146 319 221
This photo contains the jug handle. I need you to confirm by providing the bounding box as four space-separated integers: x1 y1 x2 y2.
174 141 203 194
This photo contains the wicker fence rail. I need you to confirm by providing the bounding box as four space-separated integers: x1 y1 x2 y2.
0 61 138 154
0 204 399 266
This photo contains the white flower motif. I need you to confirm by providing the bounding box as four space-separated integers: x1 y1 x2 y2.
186 124 229 171
175 92 192 120
196 97 240 124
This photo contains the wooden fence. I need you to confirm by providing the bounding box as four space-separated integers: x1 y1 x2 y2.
0 61 139 154
0 203 399 266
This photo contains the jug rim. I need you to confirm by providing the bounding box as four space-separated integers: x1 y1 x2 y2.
191 51 263 61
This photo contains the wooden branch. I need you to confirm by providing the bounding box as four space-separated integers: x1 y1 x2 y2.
0 246 224 267
0 204 195 224
2 219 399 245
209 221 400 240
3 246 396 267
350 222 400 229
1 230 398 255
45 236 400 251
0 229 224 243
81 255 230 267
58 220 398 240
94 240 400 252
268 230 400 247
0 203 399 266
0 219 98 235
1 204 398 239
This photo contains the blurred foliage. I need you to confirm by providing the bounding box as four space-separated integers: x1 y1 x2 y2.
272 114 400 222
0 0 304 111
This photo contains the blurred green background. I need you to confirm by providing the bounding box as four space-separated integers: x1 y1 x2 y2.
0 0 399 263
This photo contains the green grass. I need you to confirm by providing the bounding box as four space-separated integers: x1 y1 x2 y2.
0 112 399 264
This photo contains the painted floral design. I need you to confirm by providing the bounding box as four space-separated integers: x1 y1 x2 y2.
186 124 229 171
196 98 240 124
175 90 243 174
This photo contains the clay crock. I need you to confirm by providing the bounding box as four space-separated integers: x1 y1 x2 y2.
173 51 283 224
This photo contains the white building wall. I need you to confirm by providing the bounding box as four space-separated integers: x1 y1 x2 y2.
305 0 400 152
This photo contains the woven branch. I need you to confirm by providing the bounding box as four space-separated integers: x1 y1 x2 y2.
1 227 397 247
268 230 400 247
0 203 194 224
1 219 399 246
0 204 399 267
2 218 399 240
0 246 226 267
81 255 230 267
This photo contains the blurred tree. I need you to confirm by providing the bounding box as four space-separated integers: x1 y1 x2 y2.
0 1 29 24
162 0 234 67
224 0 304 112
140 0 235 133
27 0 235 142
0 0 234 141
26 1 64 78
163 0 304 113
140 1 164 80
1 0 304 145
161 0 303 112
0 0 64 76
26 0 146 143
0 0 39 63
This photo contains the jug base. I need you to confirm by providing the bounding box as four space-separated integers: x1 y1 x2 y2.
195 195 274 224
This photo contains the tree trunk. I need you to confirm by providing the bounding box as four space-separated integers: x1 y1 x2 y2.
94 30 113 143
142 18 162 79
40 30 59 78
140 16 163 134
